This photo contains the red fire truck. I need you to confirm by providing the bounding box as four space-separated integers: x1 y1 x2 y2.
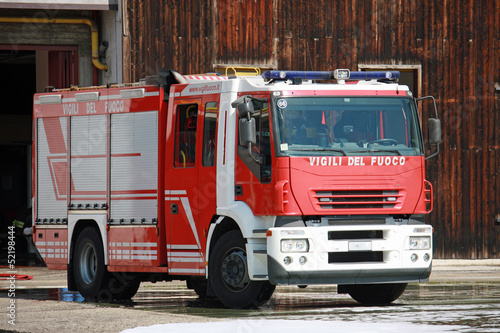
32 68 441 308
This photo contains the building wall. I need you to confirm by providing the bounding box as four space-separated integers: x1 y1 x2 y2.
123 0 500 259
0 9 94 87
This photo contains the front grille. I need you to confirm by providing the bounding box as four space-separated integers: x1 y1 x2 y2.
313 189 402 210
328 230 383 240
328 251 383 263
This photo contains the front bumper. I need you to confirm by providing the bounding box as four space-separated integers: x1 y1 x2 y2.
266 224 432 285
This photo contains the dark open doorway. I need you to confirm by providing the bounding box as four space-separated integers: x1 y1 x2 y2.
0 45 78 265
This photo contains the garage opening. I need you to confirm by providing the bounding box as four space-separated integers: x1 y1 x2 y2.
0 46 78 265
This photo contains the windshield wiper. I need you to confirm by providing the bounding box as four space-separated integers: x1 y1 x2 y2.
348 149 402 156
288 148 347 156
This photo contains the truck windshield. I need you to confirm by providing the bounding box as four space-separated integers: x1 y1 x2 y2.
273 97 423 156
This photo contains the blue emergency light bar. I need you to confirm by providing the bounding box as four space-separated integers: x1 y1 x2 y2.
262 70 331 80
261 69 400 81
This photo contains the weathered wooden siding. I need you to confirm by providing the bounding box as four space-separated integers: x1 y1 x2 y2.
125 0 500 259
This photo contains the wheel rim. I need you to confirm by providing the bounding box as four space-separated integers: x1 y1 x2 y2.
78 243 97 285
221 247 249 291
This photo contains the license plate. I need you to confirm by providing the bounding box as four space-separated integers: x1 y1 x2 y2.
348 241 372 251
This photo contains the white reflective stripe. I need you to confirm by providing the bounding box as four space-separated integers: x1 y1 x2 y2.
169 268 205 274
110 193 157 199
167 244 200 250
165 197 180 201
168 257 204 263
102 94 121 100
165 190 187 195
131 242 157 247
131 255 157 260
71 195 107 199
106 91 159 100
47 241 54 246
183 75 228 81
131 250 157 255
36 242 46 246
168 252 203 257
180 197 201 249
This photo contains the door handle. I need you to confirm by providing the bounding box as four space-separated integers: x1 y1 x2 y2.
171 203 178 214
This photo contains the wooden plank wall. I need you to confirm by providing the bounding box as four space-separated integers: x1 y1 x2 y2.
124 0 500 259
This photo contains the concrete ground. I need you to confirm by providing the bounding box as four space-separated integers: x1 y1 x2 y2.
1 259 499 333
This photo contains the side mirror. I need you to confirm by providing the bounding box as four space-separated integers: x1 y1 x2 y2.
239 117 256 146
232 95 263 165
428 118 442 145
231 96 254 118
417 95 441 160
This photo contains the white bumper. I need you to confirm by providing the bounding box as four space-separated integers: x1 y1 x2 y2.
266 224 432 285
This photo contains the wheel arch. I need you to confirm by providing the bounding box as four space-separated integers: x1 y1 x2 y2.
68 214 108 265
206 216 240 279
206 205 274 281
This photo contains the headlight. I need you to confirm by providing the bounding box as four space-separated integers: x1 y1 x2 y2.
409 236 431 250
281 239 309 253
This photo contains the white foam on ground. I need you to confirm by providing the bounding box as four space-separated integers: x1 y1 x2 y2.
121 319 458 333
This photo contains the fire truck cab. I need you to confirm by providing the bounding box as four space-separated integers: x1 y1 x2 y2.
32 68 441 308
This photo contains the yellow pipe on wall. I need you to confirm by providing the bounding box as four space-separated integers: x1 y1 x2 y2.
0 17 108 71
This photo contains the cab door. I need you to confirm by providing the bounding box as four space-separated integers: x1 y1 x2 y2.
167 98 205 275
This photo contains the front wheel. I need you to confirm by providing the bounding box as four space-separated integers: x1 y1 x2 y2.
209 230 275 308
341 283 407 305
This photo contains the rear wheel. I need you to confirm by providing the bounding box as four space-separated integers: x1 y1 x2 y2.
107 272 141 300
342 283 407 305
73 227 110 301
73 227 140 301
209 230 275 308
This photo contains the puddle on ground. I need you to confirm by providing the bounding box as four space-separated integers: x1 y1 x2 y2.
0 287 85 302
1 283 500 332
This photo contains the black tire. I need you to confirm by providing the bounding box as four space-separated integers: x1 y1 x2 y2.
73 227 140 301
187 277 208 298
73 227 111 301
343 283 407 305
209 230 275 308
107 272 141 300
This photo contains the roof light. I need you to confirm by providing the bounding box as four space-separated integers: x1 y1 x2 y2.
349 71 400 80
120 88 145 99
262 70 400 81
333 69 350 80
262 70 333 80
75 92 99 102
38 95 62 104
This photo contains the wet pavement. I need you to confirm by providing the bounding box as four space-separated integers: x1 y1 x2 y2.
4 282 500 332
1 261 500 332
